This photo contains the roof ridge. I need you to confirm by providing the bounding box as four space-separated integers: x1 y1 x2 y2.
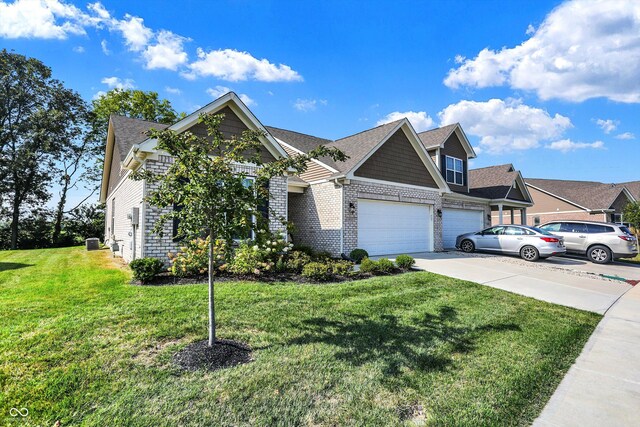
417 122 458 135
470 163 514 171
334 119 402 143
265 125 333 143
110 114 167 126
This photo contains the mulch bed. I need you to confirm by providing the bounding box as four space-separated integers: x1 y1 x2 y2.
173 339 252 372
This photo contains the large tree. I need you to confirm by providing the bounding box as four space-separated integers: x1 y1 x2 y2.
0 49 84 249
134 113 346 346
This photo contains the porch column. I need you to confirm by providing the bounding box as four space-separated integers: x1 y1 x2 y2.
498 204 504 225
510 209 515 225
521 208 527 225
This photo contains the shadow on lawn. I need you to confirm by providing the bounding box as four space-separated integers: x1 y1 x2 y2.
289 306 520 376
0 262 33 272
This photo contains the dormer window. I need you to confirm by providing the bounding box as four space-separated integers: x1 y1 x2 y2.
445 156 464 185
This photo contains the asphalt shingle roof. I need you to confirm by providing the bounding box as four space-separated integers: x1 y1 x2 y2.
264 126 339 170
525 178 627 210
417 123 458 149
466 164 523 200
620 181 640 200
110 115 169 160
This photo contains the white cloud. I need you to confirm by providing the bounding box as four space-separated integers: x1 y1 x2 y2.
0 0 89 39
92 90 106 100
376 111 435 132
73 45 84 53
165 86 181 95
142 30 188 70
546 139 604 152
615 132 635 140
525 24 535 35
186 48 303 82
444 0 640 103
206 85 255 106
293 98 326 112
100 39 110 55
438 98 572 153
101 76 135 90
595 118 619 134
115 14 152 52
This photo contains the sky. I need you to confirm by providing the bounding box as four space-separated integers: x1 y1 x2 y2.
1 0 639 209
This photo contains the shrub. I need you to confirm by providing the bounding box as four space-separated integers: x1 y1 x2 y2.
129 257 165 284
168 237 228 277
349 248 369 264
376 258 395 274
395 254 415 270
275 256 287 273
228 242 273 275
254 232 293 262
302 262 332 281
359 257 377 274
315 250 333 261
331 260 354 276
292 244 315 257
286 250 312 274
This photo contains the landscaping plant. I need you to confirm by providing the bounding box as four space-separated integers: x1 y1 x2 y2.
395 254 415 270
349 248 369 264
302 261 333 281
359 257 378 274
129 257 165 284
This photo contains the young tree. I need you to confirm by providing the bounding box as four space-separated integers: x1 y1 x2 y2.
624 202 640 241
133 113 346 346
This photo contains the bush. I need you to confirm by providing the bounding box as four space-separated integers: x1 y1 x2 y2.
228 242 273 275
349 248 369 264
315 250 333 261
292 244 315 257
253 232 293 262
359 257 377 274
129 257 165 283
331 260 354 276
376 258 395 273
302 262 332 281
395 254 415 270
168 237 228 277
286 250 312 274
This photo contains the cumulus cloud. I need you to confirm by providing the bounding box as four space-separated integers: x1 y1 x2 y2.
438 98 572 153
142 30 189 70
376 111 435 132
206 85 255 106
186 48 303 82
546 139 604 152
100 39 110 55
444 0 640 103
115 14 152 52
615 132 635 140
0 0 89 39
101 76 135 89
165 86 181 95
293 98 327 112
595 118 619 134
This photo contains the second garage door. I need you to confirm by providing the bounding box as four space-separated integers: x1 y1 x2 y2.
358 199 432 255
442 208 484 248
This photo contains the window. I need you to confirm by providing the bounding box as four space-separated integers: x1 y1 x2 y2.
481 226 506 235
560 222 588 233
586 224 614 234
612 213 622 223
540 222 560 232
232 177 257 241
534 216 541 226
445 156 464 185
504 226 526 235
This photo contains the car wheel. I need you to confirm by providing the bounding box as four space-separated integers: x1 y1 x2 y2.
460 240 475 253
520 245 539 262
587 245 612 264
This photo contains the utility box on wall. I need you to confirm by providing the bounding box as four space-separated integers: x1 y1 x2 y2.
128 207 140 225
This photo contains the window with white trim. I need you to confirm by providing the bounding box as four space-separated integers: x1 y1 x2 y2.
445 156 464 185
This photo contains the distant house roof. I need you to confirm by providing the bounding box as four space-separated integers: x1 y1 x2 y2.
620 181 640 201
525 178 629 210
467 164 529 200
417 123 458 149
110 115 169 160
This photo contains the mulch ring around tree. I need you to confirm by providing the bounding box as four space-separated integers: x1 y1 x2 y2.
173 339 253 372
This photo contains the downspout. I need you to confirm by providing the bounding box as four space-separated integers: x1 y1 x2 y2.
333 178 345 255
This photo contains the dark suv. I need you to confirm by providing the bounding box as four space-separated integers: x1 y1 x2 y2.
539 220 638 264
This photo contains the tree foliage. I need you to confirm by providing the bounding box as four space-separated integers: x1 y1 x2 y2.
133 113 347 345
624 201 640 238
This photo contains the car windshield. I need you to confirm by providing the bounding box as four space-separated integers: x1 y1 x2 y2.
620 226 632 235
529 226 555 236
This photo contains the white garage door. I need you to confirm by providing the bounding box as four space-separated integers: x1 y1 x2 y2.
358 199 431 256
442 208 484 248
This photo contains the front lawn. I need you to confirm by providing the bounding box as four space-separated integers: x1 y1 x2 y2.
1 247 599 426
620 253 640 265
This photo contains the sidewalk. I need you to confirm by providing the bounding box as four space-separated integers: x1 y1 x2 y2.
534 284 640 426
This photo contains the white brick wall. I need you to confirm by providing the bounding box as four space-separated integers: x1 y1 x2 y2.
104 170 144 263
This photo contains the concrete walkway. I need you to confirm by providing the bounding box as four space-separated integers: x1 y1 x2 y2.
534 283 640 426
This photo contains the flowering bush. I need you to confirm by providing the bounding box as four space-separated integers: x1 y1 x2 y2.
228 242 273 275
253 231 293 261
168 237 228 277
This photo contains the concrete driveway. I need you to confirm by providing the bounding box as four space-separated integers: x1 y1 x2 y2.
396 251 633 314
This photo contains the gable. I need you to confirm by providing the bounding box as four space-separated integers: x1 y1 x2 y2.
354 128 439 188
107 142 126 197
186 106 276 163
610 190 631 212
507 180 528 202
527 186 585 213
280 143 332 182
440 132 467 160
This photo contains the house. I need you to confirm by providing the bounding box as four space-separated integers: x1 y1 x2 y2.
524 179 635 225
100 92 533 262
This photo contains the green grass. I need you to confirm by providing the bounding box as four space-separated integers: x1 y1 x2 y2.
0 247 600 426
620 253 640 264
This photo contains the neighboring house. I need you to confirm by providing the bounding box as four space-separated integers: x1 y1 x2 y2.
524 179 635 226
100 92 535 262
621 181 640 202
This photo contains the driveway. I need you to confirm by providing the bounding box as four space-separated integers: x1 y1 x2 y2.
394 251 634 314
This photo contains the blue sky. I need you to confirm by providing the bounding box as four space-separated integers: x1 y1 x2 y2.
1 0 638 208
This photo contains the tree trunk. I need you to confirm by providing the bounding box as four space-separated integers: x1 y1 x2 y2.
208 230 216 347
52 176 69 245
10 189 20 250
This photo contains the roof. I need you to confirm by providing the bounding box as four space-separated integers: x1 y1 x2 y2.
525 178 628 210
110 115 169 160
265 126 339 170
417 123 458 149
620 181 640 200
467 164 523 199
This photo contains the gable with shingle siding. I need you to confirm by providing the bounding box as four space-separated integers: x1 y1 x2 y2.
354 128 439 188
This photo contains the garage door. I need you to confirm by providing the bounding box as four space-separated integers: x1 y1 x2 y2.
358 199 431 255
442 208 484 248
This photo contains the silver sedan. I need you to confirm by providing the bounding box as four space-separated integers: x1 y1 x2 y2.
455 225 566 261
